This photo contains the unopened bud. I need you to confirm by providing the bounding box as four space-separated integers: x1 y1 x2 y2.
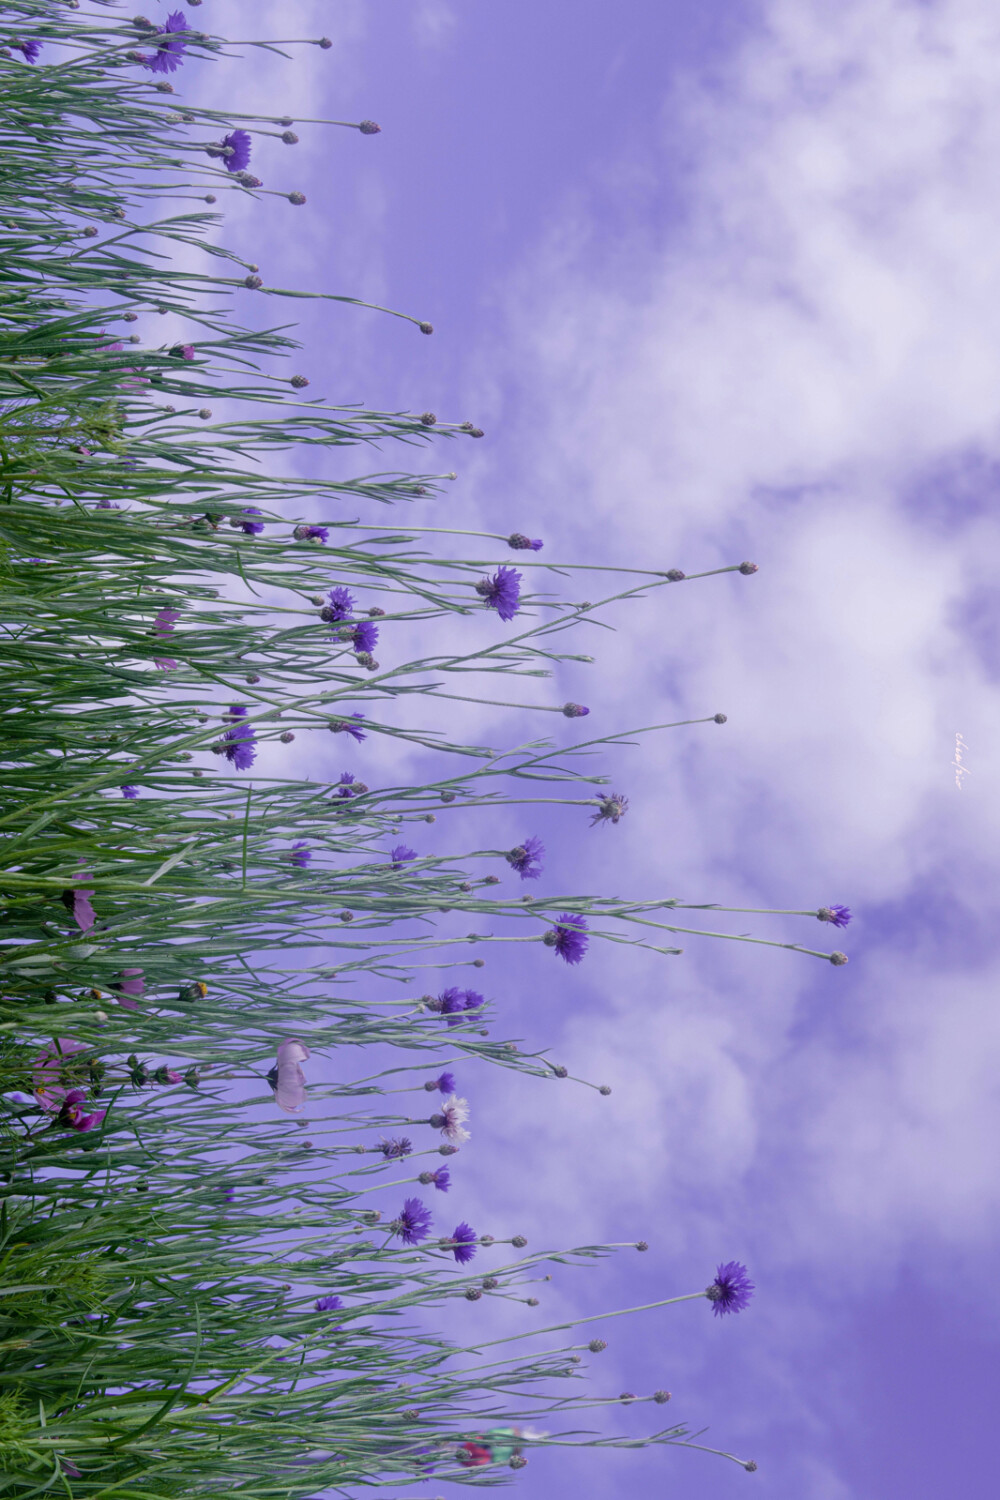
418 322 434 335
359 120 381 134
599 1084 612 1096
635 1240 649 1251
281 130 299 144
279 731 295 743
465 1287 482 1301
420 411 437 426
318 36 333 48
588 1339 607 1353
665 568 685 581
288 192 307 206
739 561 758 574
482 1276 499 1290
653 1389 671 1403
290 375 309 388
830 951 849 965
244 275 263 290
511 1234 527 1248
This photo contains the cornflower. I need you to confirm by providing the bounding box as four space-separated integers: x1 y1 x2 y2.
424 1071 456 1094
379 1136 413 1160
508 533 543 551
591 793 629 827
143 12 189 75
817 905 852 927
544 914 588 964
428 1094 471 1144
475 565 522 621
706 1261 755 1316
446 1222 477 1264
352 619 379 654
222 705 256 770
390 845 417 869
289 842 311 867
331 712 366 742
389 1197 432 1245
506 834 544 879
418 1167 451 1191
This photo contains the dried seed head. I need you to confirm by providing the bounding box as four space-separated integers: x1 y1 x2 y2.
359 119 381 134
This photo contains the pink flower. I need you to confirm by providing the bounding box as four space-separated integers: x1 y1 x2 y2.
268 1038 311 1113
34 1039 90 1112
59 1089 105 1133
111 968 144 1011
60 887 95 932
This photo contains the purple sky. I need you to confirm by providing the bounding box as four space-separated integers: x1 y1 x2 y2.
166 1 999 1495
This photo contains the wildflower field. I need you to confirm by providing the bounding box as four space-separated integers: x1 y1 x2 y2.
0 5 850 1494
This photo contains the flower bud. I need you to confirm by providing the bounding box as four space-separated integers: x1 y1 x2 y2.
511 1234 527 1248
588 1338 607 1352
359 120 381 134
418 322 434 335
739 561 758 574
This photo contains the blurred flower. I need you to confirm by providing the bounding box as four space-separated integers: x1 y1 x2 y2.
325 586 355 620
13 39 41 63
507 533 543 551
59 1089 105 1133
817 904 852 928
34 1039 89 1111
290 842 311 868
352 620 379 654
331 712 366 742
335 772 360 799
475 565 521 622
295 525 329 542
121 785 139 799
706 1260 755 1316
390 845 416 869
429 1095 470 1145
61 887 95 933
458 1443 492 1467
154 609 180 635
447 1222 477 1264
267 1038 310 1114
544 914 588 965
239 507 264 535
425 1071 456 1094
390 1197 432 1245
315 1294 343 1316
144 11 189 74
505 835 544 880
170 344 195 360
110 968 144 1012
419 1167 451 1191
591 793 628 827
379 1136 413 1160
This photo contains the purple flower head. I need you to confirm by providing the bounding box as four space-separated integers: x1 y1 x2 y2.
391 1196 432 1245
591 793 629 827
221 129 252 173
429 1094 470 1144
154 608 179 637
96 499 119 510
290 842 311 868
447 1222 477 1265
427 1071 456 1095
390 845 417 869
59 1089 105 1133
336 772 359 799
707 1261 755 1317
506 834 544 880
544 913 589 965
121 785 139 800
435 988 485 1028
817 904 852 928
352 620 379 655
110 968 144 1012
61 888 95 933
240 507 265 535
222 705 257 770
423 1166 451 1192
145 12 189 75
268 1037 310 1114
332 712 366 742
508 533 543 551
562 702 590 718
298 525 329 542
379 1136 413 1160
315 1294 344 1315
325 586 355 620
14 39 42 63
474 565 522 622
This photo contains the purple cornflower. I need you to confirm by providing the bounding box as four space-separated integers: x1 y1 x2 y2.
508 533 543 551
390 1197 432 1245
315 1294 344 1314
475 565 522 622
290 842 311 868
817 905 852 928
239 507 265 535
221 129 252 173
332 712 366 742
61 888 96 933
425 1071 456 1094
352 620 379 654
435 988 485 1028
390 845 417 869
428 1094 470 1144
325 586 355 620
154 608 180 636
505 835 544 880
336 772 359 799
145 12 189 75
706 1261 755 1317
379 1136 413 1160
121 785 139 799
421 1166 451 1192
110 968 144 1012
222 705 257 771
13 39 41 63
59 1089 105 1133
447 1222 477 1265
591 793 629 827
295 525 329 543
544 914 589 965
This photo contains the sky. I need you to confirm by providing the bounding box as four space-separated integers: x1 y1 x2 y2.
152 1 1000 1496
